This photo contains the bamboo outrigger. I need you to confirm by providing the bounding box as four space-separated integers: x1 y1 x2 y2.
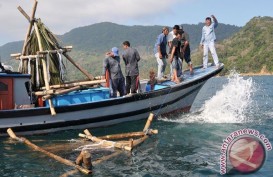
7 113 157 175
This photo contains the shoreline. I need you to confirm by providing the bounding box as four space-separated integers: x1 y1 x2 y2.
238 72 273 76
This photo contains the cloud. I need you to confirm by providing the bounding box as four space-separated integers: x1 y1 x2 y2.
0 0 184 45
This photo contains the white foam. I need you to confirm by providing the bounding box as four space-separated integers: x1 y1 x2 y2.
159 71 256 123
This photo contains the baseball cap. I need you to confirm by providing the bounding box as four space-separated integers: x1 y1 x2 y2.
112 47 119 56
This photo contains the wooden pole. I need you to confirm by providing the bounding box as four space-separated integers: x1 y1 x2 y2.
7 128 91 175
82 151 92 170
75 151 83 165
41 79 106 90
17 6 30 22
35 89 55 96
21 0 38 55
75 150 92 170
143 113 154 132
131 135 149 148
34 21 56 116
62 52 94 80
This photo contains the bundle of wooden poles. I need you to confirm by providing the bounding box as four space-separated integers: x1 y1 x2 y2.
78 113 158 151
7 113 157 176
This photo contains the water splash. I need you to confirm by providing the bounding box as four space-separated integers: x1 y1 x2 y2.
198 71 255 123
159 71 256 123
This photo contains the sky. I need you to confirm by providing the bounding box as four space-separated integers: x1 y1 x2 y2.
0 0 273 46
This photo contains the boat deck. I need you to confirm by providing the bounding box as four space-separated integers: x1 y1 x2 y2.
143 63 223 90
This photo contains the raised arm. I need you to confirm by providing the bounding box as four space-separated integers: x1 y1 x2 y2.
211 15 218 28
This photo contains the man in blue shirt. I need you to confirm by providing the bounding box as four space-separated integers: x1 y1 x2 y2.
154 26 169 79
200 15 220 69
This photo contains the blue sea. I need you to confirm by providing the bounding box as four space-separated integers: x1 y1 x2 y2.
1 73 273 177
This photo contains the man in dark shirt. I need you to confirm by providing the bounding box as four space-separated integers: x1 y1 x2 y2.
181 28 194 74
169 30 182 83
103 47 125 97
122 41 141 94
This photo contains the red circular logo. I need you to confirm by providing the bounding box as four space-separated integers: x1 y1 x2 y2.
228 136 266 173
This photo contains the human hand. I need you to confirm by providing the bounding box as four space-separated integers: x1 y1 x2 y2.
159 53 163 59
169 57 173 63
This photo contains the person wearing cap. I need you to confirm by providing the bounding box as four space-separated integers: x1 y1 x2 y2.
169 30 183 83
103 47 125 97
167 25 183 77
122 41 141 94
200 15 220 69
154 26 169 79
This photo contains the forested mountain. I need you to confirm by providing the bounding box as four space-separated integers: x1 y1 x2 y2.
60 22 240 54
0 22 240 79
0 22 240 60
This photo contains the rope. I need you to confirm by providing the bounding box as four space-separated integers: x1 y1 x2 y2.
57 49 65 81
74 140 115 151
35 55 40 88
27 58 31 74
154 85 173 117
18 56 23 72
46 51 51 83
144 128 150 135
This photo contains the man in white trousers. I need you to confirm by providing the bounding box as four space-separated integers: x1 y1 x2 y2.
200 15 220 69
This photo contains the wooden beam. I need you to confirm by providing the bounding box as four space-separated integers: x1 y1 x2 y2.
37 48 72 55
143 113 154 132
11 54 44 60
17 6 30 22
21 0 38 55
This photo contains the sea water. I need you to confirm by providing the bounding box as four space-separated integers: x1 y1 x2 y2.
1 74 273 177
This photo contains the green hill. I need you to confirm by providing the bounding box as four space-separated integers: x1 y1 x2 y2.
192 16 273 75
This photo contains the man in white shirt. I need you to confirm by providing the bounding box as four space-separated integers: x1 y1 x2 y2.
200 15 220 69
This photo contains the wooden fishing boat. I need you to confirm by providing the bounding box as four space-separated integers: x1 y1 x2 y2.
0 64 223 136
0 0 224 136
